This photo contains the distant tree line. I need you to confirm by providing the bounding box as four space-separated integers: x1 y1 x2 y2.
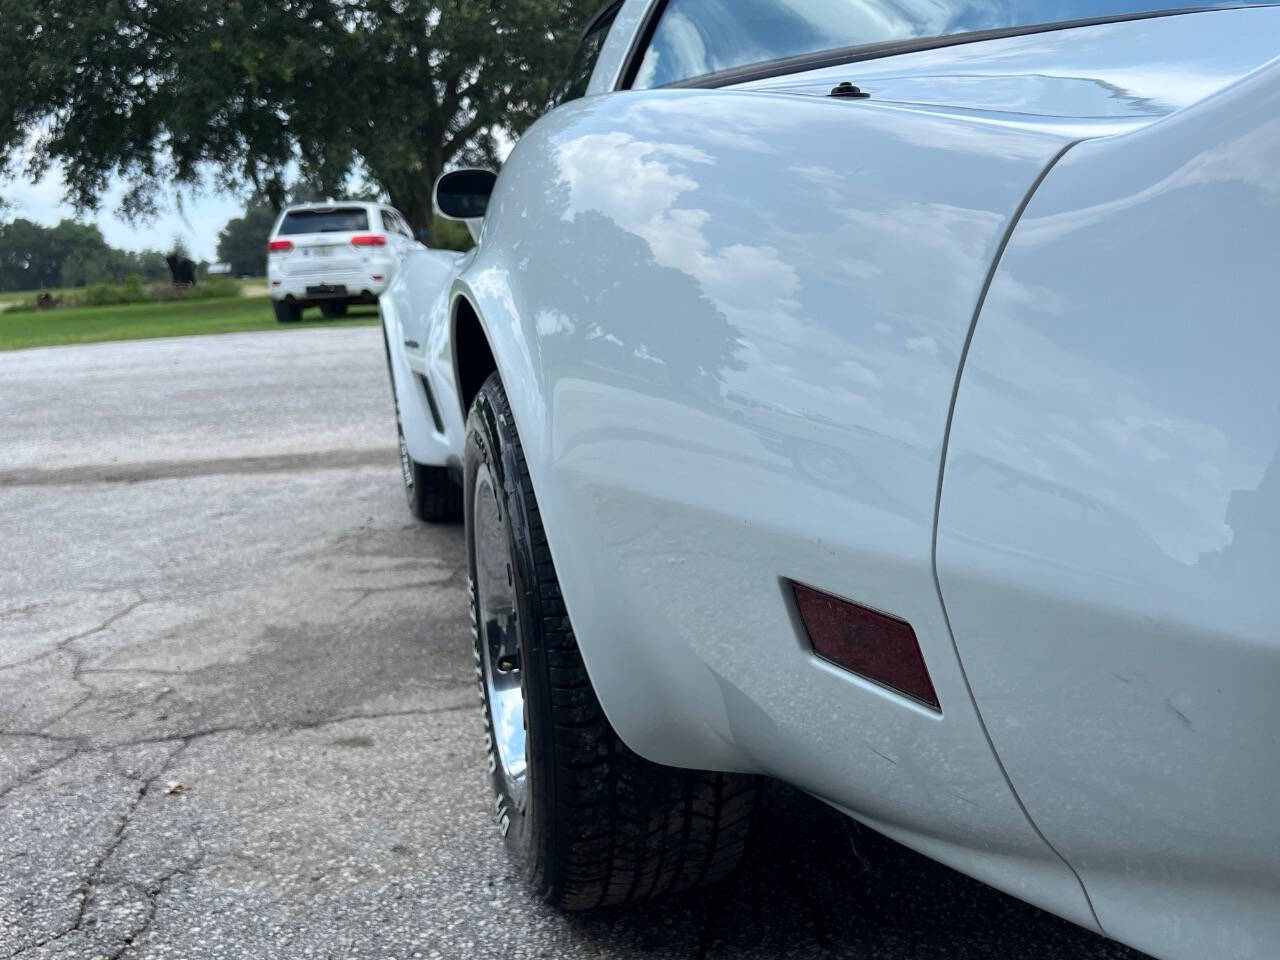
1 194 479 294
0 219 174 292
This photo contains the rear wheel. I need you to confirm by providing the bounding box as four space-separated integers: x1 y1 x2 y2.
273 299 301 323
321 301 349 318
466 371 761 910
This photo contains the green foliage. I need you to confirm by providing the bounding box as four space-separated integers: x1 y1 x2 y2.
184 277 241 300
431 215 474 253
6 274 243 310
82 283 133 306
216 204 278 277
122 274 145 299
0 219 171 291
2 1 598 236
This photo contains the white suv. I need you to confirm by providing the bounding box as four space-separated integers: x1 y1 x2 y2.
266 201 421 322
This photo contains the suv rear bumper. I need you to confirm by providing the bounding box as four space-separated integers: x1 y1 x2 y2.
270 271 391 305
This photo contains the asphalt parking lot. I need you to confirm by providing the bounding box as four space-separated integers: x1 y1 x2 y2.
0 327 1146 959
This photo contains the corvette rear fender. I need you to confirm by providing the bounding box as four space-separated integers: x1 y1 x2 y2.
445 89 1112 928
443 72 1127 923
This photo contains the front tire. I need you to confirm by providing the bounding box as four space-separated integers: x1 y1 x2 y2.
466 371 760 910
321 301 349 318
273 299 301 323
382 327 460 522
398 425 461 522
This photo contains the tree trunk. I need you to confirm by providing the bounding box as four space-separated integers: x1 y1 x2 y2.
391 168 439 246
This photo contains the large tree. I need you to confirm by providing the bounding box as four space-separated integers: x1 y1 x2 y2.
216 203 278 277
1 0 595 238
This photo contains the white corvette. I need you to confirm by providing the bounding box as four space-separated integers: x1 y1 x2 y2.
379 3 1280 957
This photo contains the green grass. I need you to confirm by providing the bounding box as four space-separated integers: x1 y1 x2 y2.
1 276 265 300
0 296 379 351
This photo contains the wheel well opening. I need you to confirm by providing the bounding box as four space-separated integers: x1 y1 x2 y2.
453 297 498 418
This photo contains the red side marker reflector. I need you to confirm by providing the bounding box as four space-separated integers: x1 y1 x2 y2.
792 581 940 711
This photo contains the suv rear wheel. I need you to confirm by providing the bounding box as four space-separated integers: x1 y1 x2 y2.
466 371 761 909
273 299 301 323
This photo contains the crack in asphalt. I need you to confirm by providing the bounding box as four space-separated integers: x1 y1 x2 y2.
26 593 150 739
69 743 188 937
0 448 399 488
0 746 78 803
2 616 459 959
0 701 475 755
1 742 190 960
0 592 148 676
0 703 473 958
338 579 457 612
104 852 210 960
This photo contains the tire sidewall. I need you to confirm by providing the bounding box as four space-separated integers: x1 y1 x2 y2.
464 377 554 890
380 327 420 512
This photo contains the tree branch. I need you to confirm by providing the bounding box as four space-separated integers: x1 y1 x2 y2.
442 114 487 161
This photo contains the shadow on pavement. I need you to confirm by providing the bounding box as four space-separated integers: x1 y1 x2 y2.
572 783 1147 960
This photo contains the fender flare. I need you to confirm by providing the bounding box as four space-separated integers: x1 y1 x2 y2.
380 292 455 469
448 265 758 775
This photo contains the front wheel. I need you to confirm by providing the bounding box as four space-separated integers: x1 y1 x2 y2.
398 419 461 521
466 371 761 910
383 328 460 522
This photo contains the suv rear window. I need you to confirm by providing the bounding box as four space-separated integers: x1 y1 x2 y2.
277 208 369 235
631 0 1276 89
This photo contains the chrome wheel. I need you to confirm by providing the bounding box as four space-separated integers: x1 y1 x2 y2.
473 462 527 806
396 416 414 492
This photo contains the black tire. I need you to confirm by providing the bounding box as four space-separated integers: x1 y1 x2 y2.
273 299 301 323
381 327 461 522
402 451 461 522
465 371 761 910
321 301 349 318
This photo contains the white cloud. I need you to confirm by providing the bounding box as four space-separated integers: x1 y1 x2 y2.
556 131 801 341
906 334 938 355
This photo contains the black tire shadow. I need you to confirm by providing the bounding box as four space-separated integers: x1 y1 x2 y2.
570 782 1148 959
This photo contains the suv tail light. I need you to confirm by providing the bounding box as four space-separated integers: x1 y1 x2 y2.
267 239 293 252
351 234 387 247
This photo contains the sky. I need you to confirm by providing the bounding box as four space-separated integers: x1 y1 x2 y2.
4 165 243 262
4 125 512 262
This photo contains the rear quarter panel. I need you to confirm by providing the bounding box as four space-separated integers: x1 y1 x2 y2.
456 88 1101 924
937 64 1280 959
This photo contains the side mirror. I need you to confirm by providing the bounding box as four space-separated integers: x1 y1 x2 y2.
434 168 497 242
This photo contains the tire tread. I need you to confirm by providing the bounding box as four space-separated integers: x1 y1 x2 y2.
472 372 761 911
